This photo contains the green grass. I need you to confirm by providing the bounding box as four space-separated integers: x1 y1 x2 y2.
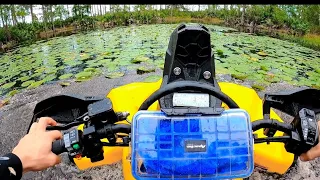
278 33 320 51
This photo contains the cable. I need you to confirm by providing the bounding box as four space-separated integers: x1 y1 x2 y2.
101 142 130 147
254 136 291 144
125 118 131 124
46 112 89 131
76 112 89 121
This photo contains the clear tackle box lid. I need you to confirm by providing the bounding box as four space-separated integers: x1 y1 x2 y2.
131 109 254 180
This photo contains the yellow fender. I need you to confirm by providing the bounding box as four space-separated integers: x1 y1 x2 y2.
73 79 294 179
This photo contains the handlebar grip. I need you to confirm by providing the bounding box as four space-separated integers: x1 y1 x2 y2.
52 139 67 155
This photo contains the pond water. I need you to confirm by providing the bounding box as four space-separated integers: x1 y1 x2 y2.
0 24 320 97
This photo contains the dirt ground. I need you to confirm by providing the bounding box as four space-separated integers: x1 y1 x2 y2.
1 72 320 180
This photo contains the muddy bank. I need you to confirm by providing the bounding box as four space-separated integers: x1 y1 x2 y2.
0 72 319 180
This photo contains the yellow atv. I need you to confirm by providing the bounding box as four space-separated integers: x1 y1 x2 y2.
28 24 320 180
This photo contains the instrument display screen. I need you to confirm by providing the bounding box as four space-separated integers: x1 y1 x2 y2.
173 93 210 107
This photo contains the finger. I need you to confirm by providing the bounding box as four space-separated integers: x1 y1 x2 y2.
29 122 38 134
299 145 320 161
47 130 63 141
37 117 57 131
48 154 62 166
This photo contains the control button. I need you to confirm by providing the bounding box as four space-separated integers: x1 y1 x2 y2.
72 144 80 150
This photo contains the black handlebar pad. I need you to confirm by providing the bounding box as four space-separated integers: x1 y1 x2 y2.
52 139 67 155
111 124 131 134
252 119 294 134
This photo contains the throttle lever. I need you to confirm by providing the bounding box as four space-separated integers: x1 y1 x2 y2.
284 108 319 155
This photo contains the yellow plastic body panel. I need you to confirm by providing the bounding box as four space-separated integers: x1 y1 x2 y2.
73 79 294 178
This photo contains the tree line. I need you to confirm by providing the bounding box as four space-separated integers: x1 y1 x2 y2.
0 5 319 49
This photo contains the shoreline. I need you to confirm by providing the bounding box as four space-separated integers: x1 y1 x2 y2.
1 20 319 54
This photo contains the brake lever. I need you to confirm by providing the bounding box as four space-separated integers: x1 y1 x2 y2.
46 121 85 131
45 112 89 131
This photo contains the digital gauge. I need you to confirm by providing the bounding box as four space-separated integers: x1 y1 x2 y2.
172 93 210 107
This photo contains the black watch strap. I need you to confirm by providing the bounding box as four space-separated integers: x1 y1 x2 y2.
0 153 23 180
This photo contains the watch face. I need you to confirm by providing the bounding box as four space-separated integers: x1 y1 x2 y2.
0 157 10 160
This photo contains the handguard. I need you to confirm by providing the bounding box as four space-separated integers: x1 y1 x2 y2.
131 109 254 179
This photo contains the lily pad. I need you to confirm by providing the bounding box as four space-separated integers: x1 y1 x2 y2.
260 66 268 71
18 76 32 82
65 60 82 67
144 75 162 82
137 67 156 75
312 85 320 90
75 71 92 82
106 64 119 72
42 75 56 82
27 80 44 89
31 72 43 78
102 52 112 56
1 82 16 89
35 67 46 73
80 53 90 61
105 72 125 79
217 49 224 56
279 75 292 82
118 60 132 66
59 82 71 87
21 80 35 87
231 74 248 81
75 77 91 82
46 69 57 75
7 89 19 97
75 71 92 78
84 68 96 72
265 76 280 83
131 56 149 64
1 24 320 96
257 51 268 57
59 74 73 80
251 83 266 91
84 67 102 75
249 57 258 61
157 63 164 70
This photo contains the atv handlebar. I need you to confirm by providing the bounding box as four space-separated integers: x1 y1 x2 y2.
51 123 131 156
51 115 318 158
252 119 294 134
52 139 66 155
